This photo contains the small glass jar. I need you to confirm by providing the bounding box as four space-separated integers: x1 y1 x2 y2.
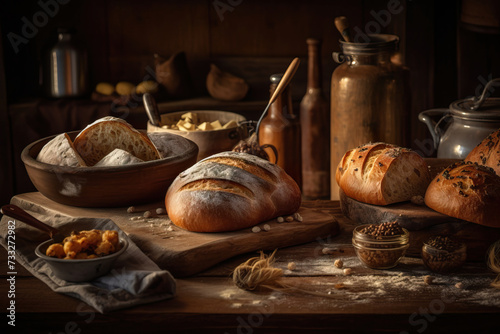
422 236 466 273
352 224 410 269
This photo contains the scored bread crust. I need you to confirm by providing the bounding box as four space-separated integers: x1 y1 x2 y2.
73 116 161 166
425 161 500 227
165 151 302 232
37 133 87 167
465 128 500 175
335 142 431 205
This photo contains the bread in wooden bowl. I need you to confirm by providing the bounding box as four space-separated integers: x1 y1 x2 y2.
335 142 432 205
37 133 87 167
425 161 500 228
94 148 144 167
465 128 500 175
23 131 198 207
73 116 161 166
165 151 301 232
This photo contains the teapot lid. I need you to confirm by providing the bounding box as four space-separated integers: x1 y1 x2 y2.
451 98 500 120
450 78 500 120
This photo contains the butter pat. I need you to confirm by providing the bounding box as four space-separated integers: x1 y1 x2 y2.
210 120 222 130
198 122 213 131
223 120 238 129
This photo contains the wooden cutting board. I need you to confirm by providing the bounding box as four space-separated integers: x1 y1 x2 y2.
9 192 339 277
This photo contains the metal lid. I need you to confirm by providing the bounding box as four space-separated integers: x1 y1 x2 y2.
340 34 399 54
450 78 500 121
270 73 283 84
450 98 500 120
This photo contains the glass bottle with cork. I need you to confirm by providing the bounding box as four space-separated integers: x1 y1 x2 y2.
258 73 302 188
300 38 330 199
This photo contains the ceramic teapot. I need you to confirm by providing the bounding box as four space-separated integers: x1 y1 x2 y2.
419 78 500 159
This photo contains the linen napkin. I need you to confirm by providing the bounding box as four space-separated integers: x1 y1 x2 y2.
0 210 176 313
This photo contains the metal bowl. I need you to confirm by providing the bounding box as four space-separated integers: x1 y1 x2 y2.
21 130 198 207
147 110 248 160
35 238 128 282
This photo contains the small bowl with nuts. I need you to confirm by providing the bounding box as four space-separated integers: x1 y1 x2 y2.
352 221 409 269
422 236 466 273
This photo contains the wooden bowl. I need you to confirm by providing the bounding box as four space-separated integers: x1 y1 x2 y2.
21 131 198 208
147 110 248 160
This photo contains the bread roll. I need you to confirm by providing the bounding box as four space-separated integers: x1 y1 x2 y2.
73 116 160 166
425 161 500 227
94 148 143 166
37 133 87 167
465 128 500 175
335 142 431 205
165 151 301 232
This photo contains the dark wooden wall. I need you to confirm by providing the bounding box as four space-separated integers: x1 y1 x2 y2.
1 0 500 204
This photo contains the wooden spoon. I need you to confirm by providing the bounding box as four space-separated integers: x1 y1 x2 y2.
1 204 62 241
335 16 351 42
255 57 301 143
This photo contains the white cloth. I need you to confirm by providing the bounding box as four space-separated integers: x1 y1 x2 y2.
0 211 176 313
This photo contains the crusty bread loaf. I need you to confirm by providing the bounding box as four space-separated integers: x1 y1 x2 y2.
165 151 301 232
37 133 87 167
73 116 160 166
94 148 144 166
335 142 431 205
465 128 500 175
425 161 500 227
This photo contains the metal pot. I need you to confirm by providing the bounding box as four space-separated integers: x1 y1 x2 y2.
419 78 500 159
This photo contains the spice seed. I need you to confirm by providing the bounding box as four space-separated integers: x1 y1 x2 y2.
423 275 434 285
334 259 343 269
287 262 297 271
251 226 261 233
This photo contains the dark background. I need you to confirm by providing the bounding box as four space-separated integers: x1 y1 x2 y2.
1 0 499 205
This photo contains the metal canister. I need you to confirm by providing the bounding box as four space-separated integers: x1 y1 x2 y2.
42 28 88 98
330 34 410 200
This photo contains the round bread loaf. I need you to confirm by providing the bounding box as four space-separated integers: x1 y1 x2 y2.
425 161 500 227
73 116 160 166
465 128 500 175
37 133 87 167
335 142 432 205
165 151 301 232
94 148 143 166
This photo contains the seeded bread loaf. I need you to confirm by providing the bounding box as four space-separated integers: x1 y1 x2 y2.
465 128 500 175
37 133 87 167
335 142 431 205
165 151 301 232
425 161 500 227
73 116 161 166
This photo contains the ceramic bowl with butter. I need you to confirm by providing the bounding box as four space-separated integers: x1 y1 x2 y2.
147 110 248 160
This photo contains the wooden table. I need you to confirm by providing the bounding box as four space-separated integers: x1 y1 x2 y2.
2 195 500 334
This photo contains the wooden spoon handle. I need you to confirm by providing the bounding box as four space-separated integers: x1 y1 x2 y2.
268 57 301 105
335 16 351 42
1 204 59 238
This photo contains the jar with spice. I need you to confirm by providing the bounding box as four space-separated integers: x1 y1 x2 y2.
258 73 302 188
300 38 330 199
352 221 410 269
